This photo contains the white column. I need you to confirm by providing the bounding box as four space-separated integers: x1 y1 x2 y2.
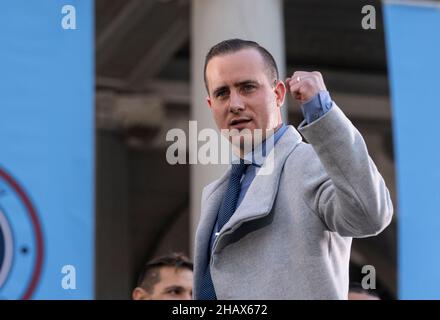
190 0 286 257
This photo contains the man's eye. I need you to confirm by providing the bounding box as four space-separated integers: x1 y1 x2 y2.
242 84 256 92
216 90 228 98
169 289 182 295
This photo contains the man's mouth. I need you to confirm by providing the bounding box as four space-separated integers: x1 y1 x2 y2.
229 117 252 128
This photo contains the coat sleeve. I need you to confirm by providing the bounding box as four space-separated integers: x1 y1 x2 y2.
298 103 393 237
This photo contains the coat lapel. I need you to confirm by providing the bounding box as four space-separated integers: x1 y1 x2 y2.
195 171 229 246
193 168 229 287
220 126 302 235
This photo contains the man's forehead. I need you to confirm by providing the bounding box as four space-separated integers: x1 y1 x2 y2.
207 48 265 71
156 268 192 288
159 266 193 279
207 51 266 87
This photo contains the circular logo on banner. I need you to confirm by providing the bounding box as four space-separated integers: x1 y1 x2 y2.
0 167 44 300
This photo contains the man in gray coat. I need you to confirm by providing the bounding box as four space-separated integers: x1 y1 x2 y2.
194 39 393 300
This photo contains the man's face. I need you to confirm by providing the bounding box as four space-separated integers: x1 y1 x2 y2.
133 266 193 300
206 48 285 141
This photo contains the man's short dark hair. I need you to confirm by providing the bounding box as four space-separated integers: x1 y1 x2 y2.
349 282 381 299
136 253 193 294
204 38 279 93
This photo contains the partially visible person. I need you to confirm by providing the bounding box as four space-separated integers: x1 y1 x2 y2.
348 282 380 300
132 252 193 300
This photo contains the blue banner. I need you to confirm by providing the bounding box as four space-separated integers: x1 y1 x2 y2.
0 1 94 299
384 1 440 299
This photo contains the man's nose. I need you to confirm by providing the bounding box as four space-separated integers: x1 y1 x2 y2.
228 91 244 114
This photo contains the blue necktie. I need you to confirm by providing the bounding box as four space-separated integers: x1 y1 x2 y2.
198 160 249 300
217 160 250 231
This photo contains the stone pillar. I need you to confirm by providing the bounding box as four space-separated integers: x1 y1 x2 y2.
190 0 286 256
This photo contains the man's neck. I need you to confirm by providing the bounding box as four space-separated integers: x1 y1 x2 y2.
237 123 283 158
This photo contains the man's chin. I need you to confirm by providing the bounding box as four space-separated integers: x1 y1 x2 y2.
229 121 253 131
226 128 271 154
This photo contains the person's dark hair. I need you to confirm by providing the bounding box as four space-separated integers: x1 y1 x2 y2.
136 253 193 294
204 38 279 93
349 282 381 299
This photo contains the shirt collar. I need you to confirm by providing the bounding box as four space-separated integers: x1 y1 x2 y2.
231 124 288 167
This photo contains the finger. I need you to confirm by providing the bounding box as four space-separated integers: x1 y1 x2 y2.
311 71 323 79
287 77 300 90
289 72 316 85
291 71 310 80
289 73 316 92
286 76 303 86
288 79 303 94
292 71 319 83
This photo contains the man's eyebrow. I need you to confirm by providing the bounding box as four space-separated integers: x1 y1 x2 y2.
163 285 184 292
212 85 228 96
234 80 258 86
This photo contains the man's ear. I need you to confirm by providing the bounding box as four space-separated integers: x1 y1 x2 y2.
206 96 212 109
132 287 150 300
274 80 286 107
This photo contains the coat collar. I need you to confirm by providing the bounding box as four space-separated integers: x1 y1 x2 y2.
220 126 302 233
196 126 302 249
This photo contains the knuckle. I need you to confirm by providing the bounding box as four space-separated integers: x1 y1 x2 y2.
304 78 313 86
